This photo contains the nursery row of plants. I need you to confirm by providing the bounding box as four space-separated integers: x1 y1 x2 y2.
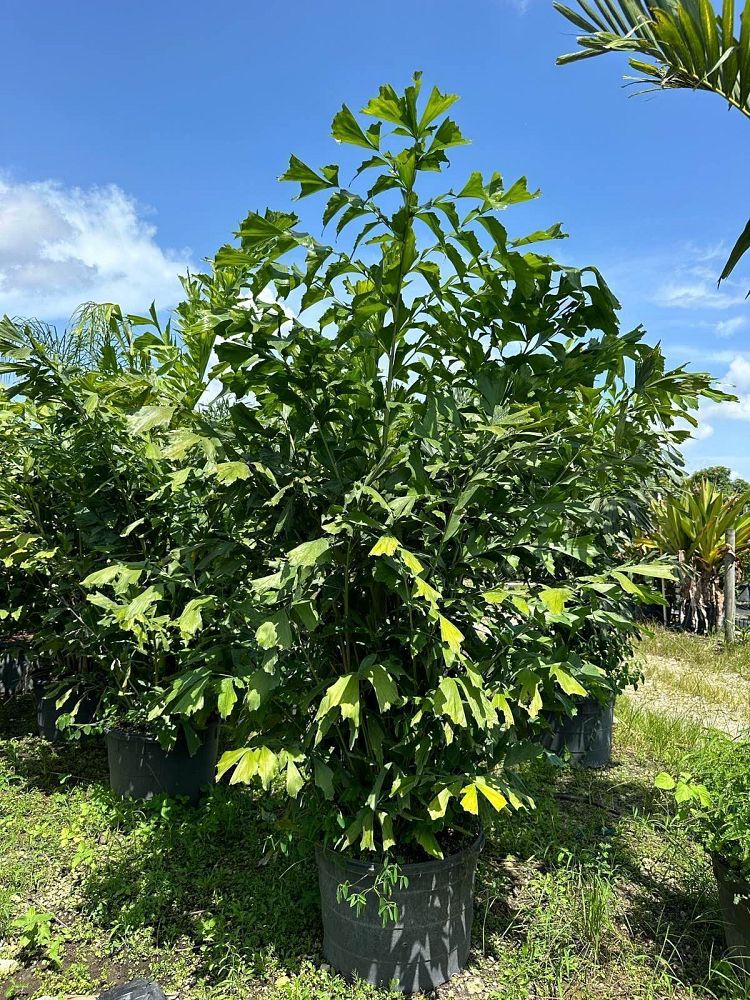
1 77 748 992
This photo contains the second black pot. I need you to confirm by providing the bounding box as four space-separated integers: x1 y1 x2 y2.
316 833 484 993
106 723 220 805
713 854 750 973
542 696 614 768
36 688 98 741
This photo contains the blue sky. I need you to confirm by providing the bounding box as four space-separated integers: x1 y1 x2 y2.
2 0 749 476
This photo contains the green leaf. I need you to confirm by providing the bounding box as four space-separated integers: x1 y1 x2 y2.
414 827 443 859
483 587 510 604
719 217 750 283
655 772 676 790
331 105 378 148
177 598 213 641
314 759 334 799
362 84 407 128
256 621 278 649
549 664 587 698
621 563 676 580
363 663 399 712
81 564 124 589
458 172 485 199
434 677 467 726
419 85 459 129
286 759 304 797
218 677 238 719
287 537 331 568
539 587 573 615
127 405 174 435
279 155 339 198
214 461 251 485
123 586 160 622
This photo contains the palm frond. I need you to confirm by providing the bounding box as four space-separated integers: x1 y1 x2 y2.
557 0 750 283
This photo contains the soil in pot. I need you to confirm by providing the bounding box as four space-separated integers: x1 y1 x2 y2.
316 833 484 993
36 688 98 742
106 722 220 805
712 855 750 974
542 696 614 767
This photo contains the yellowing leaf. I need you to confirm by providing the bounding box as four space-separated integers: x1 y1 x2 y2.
460 784 479 815
369 535 400 557
427 787 452 820
316 673 360 727
176 597 213 641
439 615 464 652
81 564 124 589
434 676 467 726
217 677 237 718
483 588 510 604
492 693 515 728
414 576 441 606
379 813 396 852
399 548 424 575
477 780 508 812
539 587 573 615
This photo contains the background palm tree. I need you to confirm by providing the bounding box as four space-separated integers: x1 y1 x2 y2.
555 0 750 287
640 478 750 630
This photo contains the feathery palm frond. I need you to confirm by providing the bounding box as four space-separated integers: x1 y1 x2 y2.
556 0 750 284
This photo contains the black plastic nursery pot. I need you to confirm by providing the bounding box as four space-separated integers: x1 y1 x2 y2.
316 833 484 993
712 855 750 973
542 696 614 768
0 638 32 699
36 688 98 741
105 722 220 805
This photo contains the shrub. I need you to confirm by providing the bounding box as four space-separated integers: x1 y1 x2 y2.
0 306 251 744
657 735 750 879
169 74 721 857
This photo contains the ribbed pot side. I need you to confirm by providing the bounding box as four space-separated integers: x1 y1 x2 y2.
543 697 614 768
105 722 219 805
316 833 484 993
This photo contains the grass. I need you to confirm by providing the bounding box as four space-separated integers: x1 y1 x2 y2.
1 635 748 999
629 625 750 739
639 626 750 680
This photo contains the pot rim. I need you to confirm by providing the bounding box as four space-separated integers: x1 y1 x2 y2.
316 831 485 877
104 719 220 744
712 852 750 891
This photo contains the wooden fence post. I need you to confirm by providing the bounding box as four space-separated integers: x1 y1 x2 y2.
725 526 736 646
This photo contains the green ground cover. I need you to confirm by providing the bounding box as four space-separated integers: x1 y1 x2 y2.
1 633 748 1000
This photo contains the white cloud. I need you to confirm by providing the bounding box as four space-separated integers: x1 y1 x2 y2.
0 176 192 321
716 316 748 338
654 274 747 310
726 355 750 391
699 354 750 423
